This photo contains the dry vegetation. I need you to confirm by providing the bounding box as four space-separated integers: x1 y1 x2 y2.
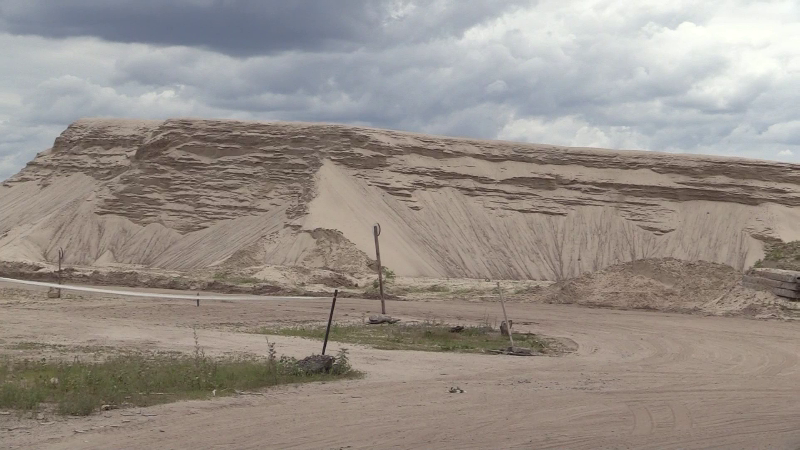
259 322 552 354
0 332 357 417
755 241 800 271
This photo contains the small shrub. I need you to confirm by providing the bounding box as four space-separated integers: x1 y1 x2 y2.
372 267 396 289
331 348 352 375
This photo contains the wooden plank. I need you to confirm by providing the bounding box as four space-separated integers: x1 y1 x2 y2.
742 275 800 291
742 281 770 292
773 288 800 300
751 268 800 283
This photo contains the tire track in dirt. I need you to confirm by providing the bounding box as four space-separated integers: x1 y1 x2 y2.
0 288 799 449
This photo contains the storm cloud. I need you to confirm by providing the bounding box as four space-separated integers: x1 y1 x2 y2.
1 0 799 180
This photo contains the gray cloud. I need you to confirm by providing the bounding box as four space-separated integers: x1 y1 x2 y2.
1 0 799 181
0 0 529 55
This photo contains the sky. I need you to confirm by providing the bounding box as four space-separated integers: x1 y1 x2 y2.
1 0 799 180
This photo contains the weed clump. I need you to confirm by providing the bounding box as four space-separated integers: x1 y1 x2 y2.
260 322 550 354
0 335 358 416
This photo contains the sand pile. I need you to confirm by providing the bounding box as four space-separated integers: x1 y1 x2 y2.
539 258 798 318
2 118 800 280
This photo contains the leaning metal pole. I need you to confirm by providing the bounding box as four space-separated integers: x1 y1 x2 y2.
373 223 386 314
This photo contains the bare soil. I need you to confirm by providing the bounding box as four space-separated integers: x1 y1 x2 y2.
536 258 800 319
1 281 799 449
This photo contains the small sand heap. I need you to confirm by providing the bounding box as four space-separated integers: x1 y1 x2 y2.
539 258 799 319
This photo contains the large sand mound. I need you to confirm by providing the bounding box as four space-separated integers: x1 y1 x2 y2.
540 258 799 318
2 118 800 280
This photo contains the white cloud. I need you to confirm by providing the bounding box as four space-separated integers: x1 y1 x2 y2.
1 1 800 180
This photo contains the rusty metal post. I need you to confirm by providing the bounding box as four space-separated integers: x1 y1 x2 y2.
322 289 338 355
497 282 514 348
373 223 386 314
57 248 65 299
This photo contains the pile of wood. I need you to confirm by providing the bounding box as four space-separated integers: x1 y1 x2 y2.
743 268 800 300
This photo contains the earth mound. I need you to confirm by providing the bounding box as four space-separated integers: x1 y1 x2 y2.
539 258 799 318
2 118 800 280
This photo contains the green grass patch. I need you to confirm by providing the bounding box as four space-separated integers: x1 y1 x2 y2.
0 346 358 416
259 322 549 354
760 241 800 271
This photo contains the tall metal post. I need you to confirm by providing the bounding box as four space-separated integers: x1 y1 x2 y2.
57 248 65 299
322 290 338 355
373 223 386 314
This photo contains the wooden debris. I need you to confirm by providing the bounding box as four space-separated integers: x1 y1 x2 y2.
744 270 800 300
368 314 400 324
489 346 538 356
751 268 800 283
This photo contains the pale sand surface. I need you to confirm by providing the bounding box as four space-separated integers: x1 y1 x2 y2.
0 282 798 449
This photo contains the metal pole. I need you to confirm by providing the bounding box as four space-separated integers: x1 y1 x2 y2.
497 282 514 348
322 289 338 355
57 248 64 299
196 292 199 307
373 223 386 314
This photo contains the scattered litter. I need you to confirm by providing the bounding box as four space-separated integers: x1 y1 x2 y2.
74 430 86 434
488 346 537 356
234 390 264 396
0 411 10 415
368 315 400 324
142 413 158 417
448 387 465 394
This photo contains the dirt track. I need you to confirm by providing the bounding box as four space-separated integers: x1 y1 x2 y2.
1 284 799 449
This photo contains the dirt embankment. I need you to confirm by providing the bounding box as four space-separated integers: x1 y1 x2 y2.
3 118 800 280
536 258 799 319
0 262 290 296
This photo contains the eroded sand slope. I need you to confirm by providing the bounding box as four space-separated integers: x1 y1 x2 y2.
2 118 799 279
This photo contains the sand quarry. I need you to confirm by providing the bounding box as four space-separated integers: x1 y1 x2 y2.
1 119 800 449
0 280 798 449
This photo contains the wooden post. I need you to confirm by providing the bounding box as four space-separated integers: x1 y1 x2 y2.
373 223 386 314
196 292 200 307
322 290 338 355
57 248 64 299
497 282 514 348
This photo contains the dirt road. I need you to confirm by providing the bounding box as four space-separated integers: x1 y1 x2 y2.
1 285 798 449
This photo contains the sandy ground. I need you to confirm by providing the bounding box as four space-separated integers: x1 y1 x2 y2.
1 283 799 449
